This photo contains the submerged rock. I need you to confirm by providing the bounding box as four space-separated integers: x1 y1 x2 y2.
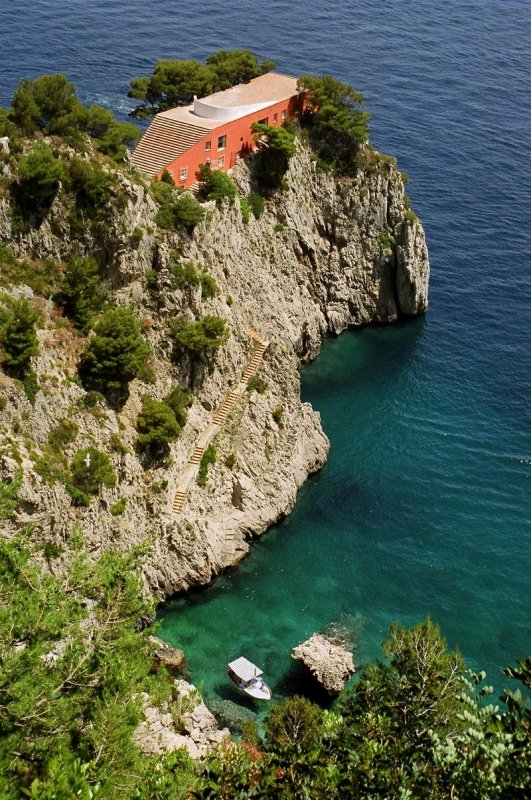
292 632 355 694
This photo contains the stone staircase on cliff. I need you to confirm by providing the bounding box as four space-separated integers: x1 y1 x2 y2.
170 326 270 517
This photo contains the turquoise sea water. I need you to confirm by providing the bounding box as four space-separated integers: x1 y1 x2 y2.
2 1 530 706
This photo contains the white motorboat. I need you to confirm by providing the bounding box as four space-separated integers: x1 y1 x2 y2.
227 656 272 701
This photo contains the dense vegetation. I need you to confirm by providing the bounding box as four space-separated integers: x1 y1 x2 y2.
128 49 275 118
0 506 528 800
6 73 140 159
78 307 150 396
251 121 297 189
298 74 371 175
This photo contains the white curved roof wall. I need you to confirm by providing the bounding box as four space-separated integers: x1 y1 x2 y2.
193 96 270 122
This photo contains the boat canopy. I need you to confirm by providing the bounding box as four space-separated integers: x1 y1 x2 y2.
228 657 263 681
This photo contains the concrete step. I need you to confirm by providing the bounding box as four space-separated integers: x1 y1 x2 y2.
189 445 204 465
172 491 187 514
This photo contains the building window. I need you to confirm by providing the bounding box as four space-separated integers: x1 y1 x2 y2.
258 117 269 125
273 113 278 124
217 134 226 150
205 140 211 151
218 155 225 168
179 167 188 182
281 110 287 122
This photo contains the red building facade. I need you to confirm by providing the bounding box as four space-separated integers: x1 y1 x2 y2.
131 73 302 190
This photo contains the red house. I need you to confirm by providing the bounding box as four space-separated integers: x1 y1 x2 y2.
131 72 302 189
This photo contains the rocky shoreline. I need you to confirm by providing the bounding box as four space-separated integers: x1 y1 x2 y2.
0 139 429 600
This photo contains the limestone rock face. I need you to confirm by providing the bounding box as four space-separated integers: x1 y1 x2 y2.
134 680 229 759
0 138 429 598
292 632 355 694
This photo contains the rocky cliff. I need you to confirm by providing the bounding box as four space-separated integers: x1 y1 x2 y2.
0 139 429 597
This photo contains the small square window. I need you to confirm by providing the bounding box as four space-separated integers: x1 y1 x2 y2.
218 155 225 168
179 167 188 181
273 113 278 124
205 140 211 151
258 117 269 125
281 110 287 121
217 134 226 150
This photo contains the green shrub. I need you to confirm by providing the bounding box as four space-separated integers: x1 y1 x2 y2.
136 396 181 451
153 181 203 230
298 74 370 176
65 156 116 221
196 445 216 486
110 497 127 516
81 390 105 408
224 453 236 469
21 370 39 404
226 295 233 307
128 226 144 248
171 315 229 359
173 193 205 231
248 191 265 219
199 272 219 299
251 122 296 189
274 222 285 233
0 244 61 296
196 164 237 206
65 483 90 507
78 307 150 394
240 196 250 224
0 298 40 375
48 419 79 449
70 446 116 495
0 396 7 411
247 374 267 394
0 471 22 520
405 208 417 224
55 253 106 331
164 385 193 428
378 231 395 253
168 257 200 289
160 169 175 185
272 405 284 423
34 447 68 485
14 141 64 208
109 433 130 455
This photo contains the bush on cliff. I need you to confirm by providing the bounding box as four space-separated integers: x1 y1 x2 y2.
196 164 237 206
78 307 150 395
70 446 116 497
152 180 204 231
298 74 370 175
251 121 297 189
0 297 41 376
9 73 140 159
171 315 229 360
13 141 64 209
55 253 106 331
136 396 181 453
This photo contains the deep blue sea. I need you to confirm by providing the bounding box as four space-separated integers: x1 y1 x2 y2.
2 1 529 705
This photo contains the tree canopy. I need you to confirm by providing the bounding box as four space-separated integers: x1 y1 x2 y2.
298 74 371 175
128 50 275 118
78 307 150 395
8 74 140 160
251 121 297 189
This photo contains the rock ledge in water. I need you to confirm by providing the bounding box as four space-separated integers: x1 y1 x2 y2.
292 632 355 694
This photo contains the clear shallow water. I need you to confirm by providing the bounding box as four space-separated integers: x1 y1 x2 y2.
2 1 530 704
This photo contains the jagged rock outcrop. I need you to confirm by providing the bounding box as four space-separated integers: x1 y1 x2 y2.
0 138 429 597
134 680 229 759
292 632 355 694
